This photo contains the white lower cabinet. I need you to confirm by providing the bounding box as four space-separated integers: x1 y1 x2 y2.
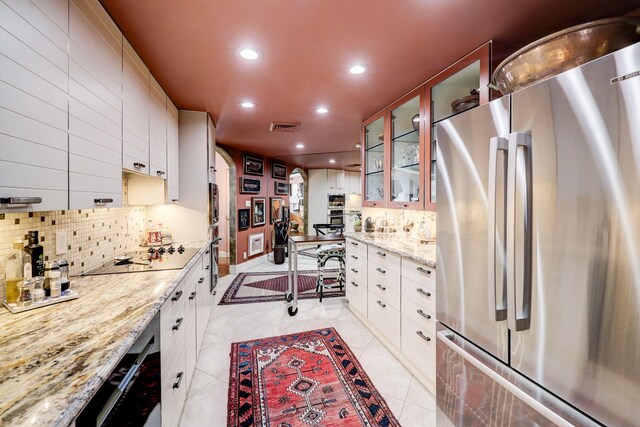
345 238 437 393
160 250 212 427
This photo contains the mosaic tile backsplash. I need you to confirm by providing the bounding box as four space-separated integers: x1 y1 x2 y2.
0 207 146 300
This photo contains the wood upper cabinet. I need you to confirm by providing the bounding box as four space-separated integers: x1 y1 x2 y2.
68 0 123 209
426 42 491 210
123 38 150 174
150 75 168 179
388 86 426 210
0 0 69 212
361 112 387 207
361 42 491 211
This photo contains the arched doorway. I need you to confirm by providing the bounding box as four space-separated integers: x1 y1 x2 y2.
289 168 308 235
215 147 237 271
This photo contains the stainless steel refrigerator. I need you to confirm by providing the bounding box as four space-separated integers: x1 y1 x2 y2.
436 42 640 427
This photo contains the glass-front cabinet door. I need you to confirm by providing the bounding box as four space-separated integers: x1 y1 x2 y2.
362 113 386 207
389 88 424 209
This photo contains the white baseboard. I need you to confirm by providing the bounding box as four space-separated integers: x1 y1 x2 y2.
229 254 268 274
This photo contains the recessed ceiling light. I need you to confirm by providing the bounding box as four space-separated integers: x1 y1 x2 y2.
349 64 368 75
240 101 255 108
239 48 260 60
329 159 336 164
316 107 329 114
355 143 362 149
296 143 304 149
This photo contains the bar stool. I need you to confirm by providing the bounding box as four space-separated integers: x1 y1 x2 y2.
316 243 345 302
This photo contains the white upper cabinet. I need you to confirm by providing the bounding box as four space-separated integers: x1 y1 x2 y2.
123 38 150 175
150 74 167 179
347 171 361 194
327 169 346 192
68 0 123 209
166 100 180 203
0 0 69 212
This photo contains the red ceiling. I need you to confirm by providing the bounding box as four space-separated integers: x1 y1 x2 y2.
101 0 640 169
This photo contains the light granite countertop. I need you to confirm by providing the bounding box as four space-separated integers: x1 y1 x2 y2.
344 232 436 268
0 242 209 427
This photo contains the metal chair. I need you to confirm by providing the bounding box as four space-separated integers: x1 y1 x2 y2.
315 241 345 302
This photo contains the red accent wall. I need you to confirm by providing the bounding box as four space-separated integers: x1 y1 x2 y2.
220 145 300 265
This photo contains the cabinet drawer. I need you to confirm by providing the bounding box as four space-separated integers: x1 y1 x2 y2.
368 292 400 348
368 247 401 272
346 238 367 258
368 262 400 294
369 280 400 311
402 258 435 291
402 295 436 337
184 280 198 391
346 257 367 282
346 276 367 318
160 306 186 374
401 315 436 387
402 276 436 312
161 350 187 427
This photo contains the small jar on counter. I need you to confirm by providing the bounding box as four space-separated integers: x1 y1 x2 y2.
43 260 59 297
49 270 62 298
17 281 33 306
31 277 45 302
58 259 70 292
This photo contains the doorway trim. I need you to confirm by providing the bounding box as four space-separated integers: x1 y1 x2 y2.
291 167 309 235
216 146 236 266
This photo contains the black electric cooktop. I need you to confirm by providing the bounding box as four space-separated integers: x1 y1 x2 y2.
84 245 199 276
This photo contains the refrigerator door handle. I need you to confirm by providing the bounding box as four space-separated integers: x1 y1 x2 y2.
488 137 508 322
506 132 533 331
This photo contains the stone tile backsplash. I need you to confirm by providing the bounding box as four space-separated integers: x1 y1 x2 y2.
0 207 146 300
361 207 436 239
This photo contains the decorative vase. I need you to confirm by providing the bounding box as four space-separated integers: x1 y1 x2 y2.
354 224 362 232
273 244 286 265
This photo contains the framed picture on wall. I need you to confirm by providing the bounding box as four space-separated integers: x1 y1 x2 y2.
239 177 261 194
274 181 289 195
238 208 250 230
270 197 283 223
248 233 264 256
244 155 264 176
271 162 287 180
252 197 266 227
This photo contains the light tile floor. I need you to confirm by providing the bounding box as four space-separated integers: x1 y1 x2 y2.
179 256 437 426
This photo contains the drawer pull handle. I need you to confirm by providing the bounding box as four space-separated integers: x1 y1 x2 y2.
0 197 42 205
351 241 358 246
213 290 217 296
351 268 358 273
376 300 386 308
189 291 197 300
173 372 184 389
417 309 432 320
133 162 146 169
172 317 184 331
94 198 113 204
156 170 166 176
417 266 432 275
205 249 210 254
376 267 386 274
351 281 358 287
376 251 386 257
417 331 431 342
205 265 210 270
417 288 432 298
376 283 386 291
171 290 183 301
198 277 204 284
351 255 358 260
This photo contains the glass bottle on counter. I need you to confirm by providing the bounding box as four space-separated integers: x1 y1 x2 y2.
49 270 62 298
58 259 70 292
31 276 45 303
24 231 44 277
43 260 59 298
4 240 32 303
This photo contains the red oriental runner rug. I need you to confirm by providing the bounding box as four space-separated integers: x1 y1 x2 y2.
227 328 400 426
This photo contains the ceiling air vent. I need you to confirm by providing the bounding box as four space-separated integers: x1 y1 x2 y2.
270 122 300 133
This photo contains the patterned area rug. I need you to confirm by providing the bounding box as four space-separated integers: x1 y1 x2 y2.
227 328 400 426
219 270 344 305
